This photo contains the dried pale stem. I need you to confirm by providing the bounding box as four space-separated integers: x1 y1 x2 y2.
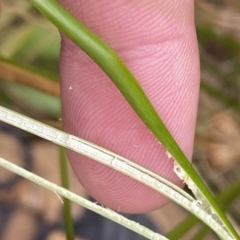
0 105 234 240
0 59 60 97
0 156 166 240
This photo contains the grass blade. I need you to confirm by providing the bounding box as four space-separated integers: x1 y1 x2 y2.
59 147 75 240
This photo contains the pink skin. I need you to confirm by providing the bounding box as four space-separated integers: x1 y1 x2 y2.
59 0 200 213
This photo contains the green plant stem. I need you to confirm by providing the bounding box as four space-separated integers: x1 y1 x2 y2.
28 1 240 239
59 147 75 240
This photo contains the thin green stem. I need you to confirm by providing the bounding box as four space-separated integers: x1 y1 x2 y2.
59 147 75 240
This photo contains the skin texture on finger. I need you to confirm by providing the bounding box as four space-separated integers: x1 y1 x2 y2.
59 0 200 213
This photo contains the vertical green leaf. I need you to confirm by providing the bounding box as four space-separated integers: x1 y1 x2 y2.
59 147 75 240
